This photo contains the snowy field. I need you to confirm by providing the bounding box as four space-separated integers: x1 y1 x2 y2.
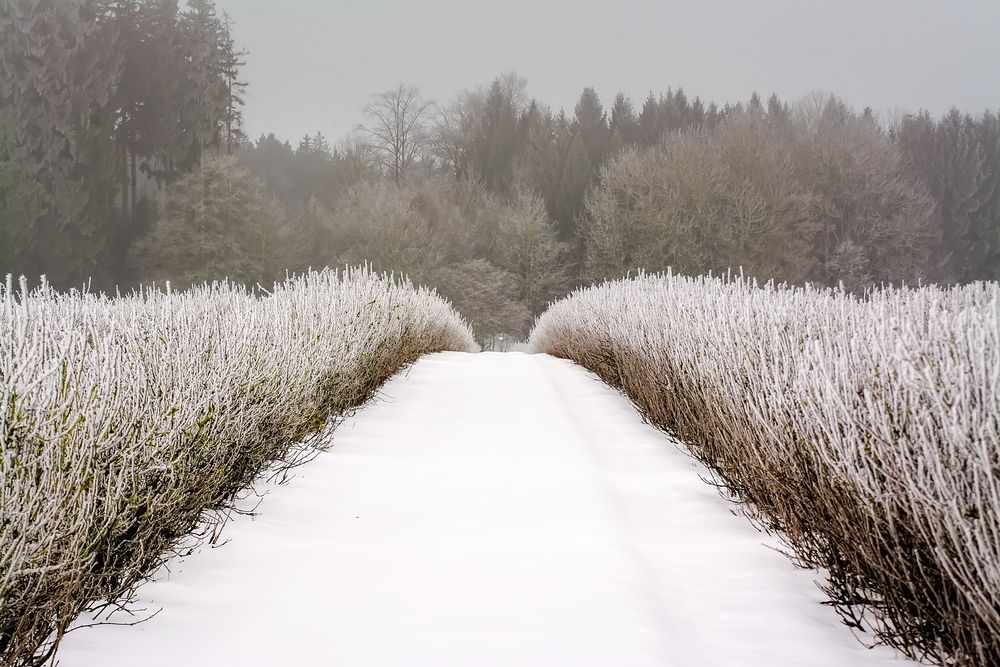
57 352 909 666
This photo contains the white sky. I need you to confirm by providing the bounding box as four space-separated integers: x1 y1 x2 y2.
217 0 1000 145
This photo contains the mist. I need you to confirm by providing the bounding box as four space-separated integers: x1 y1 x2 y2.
220 0 1000 143
2 3 1000 666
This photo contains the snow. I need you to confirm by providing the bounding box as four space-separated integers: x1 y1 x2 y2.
57 352 910 666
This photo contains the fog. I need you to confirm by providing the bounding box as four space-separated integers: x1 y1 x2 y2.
3 4 1000 666
2 0 999 303
219 0 1000 143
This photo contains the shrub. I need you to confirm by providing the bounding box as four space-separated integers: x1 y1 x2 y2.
0 267 474 666
530 272 999 666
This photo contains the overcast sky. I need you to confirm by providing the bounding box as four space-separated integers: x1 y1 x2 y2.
217 0 1000 146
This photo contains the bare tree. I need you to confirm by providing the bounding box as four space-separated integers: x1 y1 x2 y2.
431 73 529 182
431 97 473 180
360 84 433 183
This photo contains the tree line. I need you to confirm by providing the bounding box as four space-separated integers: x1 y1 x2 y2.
2 1 997 339
229 78 999 338
584 95 1000 290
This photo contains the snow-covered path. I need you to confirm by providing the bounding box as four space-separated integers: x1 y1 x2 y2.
58 352 907 666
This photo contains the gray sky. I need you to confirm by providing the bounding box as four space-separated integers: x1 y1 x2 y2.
217 0 1000 146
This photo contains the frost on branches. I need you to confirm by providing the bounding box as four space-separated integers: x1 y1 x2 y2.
0 268 474 666
530 272 999 667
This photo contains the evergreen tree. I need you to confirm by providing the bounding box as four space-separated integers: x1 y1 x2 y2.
243 133 297 198
512 103 564 224
896 109 998 282
467 76 524 192
219 12 247 155
181 0 228 164
705 102 721 128
609 92 639 151
663 87 691 131
638 93 659 145
132 0 186 179
0 107 11 276
493 189 571 314
574 87 608 168
312 132 331 155
0 0 121 287
131 156 287 286
554 132 593 251
101 0 143 223
977 110 1000 279
512 100 548 177
107 0 189 219
765 93 789 127
689 96 706 126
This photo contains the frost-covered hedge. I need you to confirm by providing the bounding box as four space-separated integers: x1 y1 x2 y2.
530 272 999 666
0 268 474 666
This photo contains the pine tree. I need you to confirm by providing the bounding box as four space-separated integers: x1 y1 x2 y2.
705 102 721 128
977 110 1000 279
512 102 564 222
554 132 593 251
468 76 524 192
670 87 691 129
107 0 187 218
130 156 287 286
0 0 121 287
312 132 331 155
609 92 639 149
765 93 789 127
135 0 187 174
689 96 706 126
896 109 994 282
219 12 247 155
0 106 12 276
638 93 659 146
493 188 571 315
181 0 228 164
102 0 141 222
574 87 608 168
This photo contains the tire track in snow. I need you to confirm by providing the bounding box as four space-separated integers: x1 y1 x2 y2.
56 352 910 667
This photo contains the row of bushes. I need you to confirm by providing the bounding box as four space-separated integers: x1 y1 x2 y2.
0 268 475 666
529 273 999 666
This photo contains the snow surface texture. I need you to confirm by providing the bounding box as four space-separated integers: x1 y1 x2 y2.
58 352 909 666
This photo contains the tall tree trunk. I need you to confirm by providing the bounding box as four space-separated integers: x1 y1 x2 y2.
121 149 128 221
129 145 137 221
226 77 233 156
